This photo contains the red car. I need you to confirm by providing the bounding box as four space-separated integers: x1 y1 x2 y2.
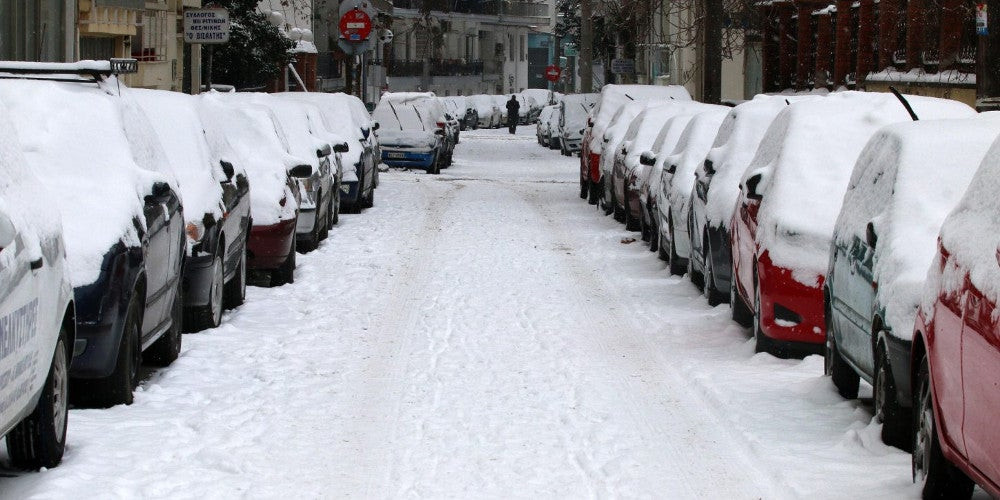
729 92 974 356
910 139 1000 498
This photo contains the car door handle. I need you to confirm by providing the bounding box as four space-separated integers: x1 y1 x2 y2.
29 257 42 270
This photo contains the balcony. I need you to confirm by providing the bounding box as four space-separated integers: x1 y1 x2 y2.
387 59 485 77
392 0 550 23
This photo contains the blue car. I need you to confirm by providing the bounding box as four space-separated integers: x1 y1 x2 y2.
373 95 449 175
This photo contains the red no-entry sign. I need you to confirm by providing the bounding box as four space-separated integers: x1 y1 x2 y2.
339 8 372 42
544 65 562 82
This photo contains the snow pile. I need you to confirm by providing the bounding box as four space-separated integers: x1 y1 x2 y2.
559 93 599 139
835 116 1000 340
700 95 823 232
921 123 1000 321
0 79 165 286
659 108 730 247
0 99 63 263
599 101 657 178
198 94 302 226
130 89 229 232
589 84 692 154
743 91 975 285
274 93 366 179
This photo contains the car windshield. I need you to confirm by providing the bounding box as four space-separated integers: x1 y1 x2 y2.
374 101 426 131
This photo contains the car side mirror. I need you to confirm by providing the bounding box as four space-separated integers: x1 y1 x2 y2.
373 122 380 131
334 142 350 154
704 159 716 175
288 164 313 178
866 222 878 248
220 160 235 181
639 151 656 166
0 209 16 251
317 144 332 158
362 127 371 140
666 163 678 174
745 173 764 201
434 129 445 136
147 181 171 200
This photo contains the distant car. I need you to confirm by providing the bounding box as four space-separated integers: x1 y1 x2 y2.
131 89 252 331
0 100 74 470
520 88 553 121
824 116 1000 450
602 101 657 218
582 84 692 206
491 94 511 124
374 97 448 174
657 108 728 276
729 91 974 356
442 96 473 131
910 132 1000 499
276 92 377 214
638 114 696 256
559 93 598 160
199 94 310 287
0 63 186 407
536 104 558 147
688 96 813 306
468 95 499 128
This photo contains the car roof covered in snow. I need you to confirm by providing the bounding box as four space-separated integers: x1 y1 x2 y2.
660 108 730 219
589 84 692 153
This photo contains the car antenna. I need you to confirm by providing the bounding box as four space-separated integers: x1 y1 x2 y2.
785 99 791 105
625 93 634 101
888 86 919 121
387 100 403 130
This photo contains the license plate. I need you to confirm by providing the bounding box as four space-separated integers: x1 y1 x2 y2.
388 152 406 159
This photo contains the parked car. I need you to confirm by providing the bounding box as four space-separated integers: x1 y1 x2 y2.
240 94 341 252
602 101 663 217
468 94 500 128
491 94 511 124
910 131 1000 498
520 88 552 121
536 104 559 147
442 96 473 131
199 94 309 286
560 93 598 160
340 92 381 190
688 96 816 306
729 91 974 356
374 97 448 174
582 84 691 205
278 92 376 213
0 100 74 469
638 114 697 255
825 116 1000 450
131 89 252 331
0 63 186 407
383 92 457 164
653 109 729 277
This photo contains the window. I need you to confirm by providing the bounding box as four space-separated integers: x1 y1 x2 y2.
132 9 168 62
520 34 525 61
0 0 68 62
509 34 515 60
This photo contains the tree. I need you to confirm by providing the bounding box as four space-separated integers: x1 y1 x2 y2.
207 0 294 90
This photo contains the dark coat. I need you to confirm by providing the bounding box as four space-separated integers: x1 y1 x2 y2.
506 97 520 116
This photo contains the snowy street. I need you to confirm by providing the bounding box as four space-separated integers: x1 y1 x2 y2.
4 127 930 498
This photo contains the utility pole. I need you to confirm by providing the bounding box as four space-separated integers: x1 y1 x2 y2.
702 0 722 104
580 0 593 92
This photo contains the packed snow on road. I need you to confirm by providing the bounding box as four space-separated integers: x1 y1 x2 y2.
3 128 941 498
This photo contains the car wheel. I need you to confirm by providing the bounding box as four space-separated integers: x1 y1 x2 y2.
588 180 601 206
82 296 141 407
667 218 685 276
580 179 588 199
730 272 753 327
624 194 640 231
6 328 69 469
330 190 340 225
703 245 725 306
824 312 860 399
429 153 441 175
612 191 625 222
224 248 247 309
657 228 670 262
146 281 183 366
752 275 776 355
364 186 375 209
912 353 975 499
188 252 224 331
875 341 912 450
272 239 296 286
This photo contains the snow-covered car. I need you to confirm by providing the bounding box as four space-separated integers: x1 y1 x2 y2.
657 108 729 276
910 132 1000 499
374 97 447 174
688 96 819 307
729 91 974 356
467 94 499 128
491 94 511 124
131 89 252 331
0 62 186 407
824 116 1000 450
602 101 662 216
582 84 692 205
560 93 598 160
0 100 74 470
535 104 558 147
520 88 553 121
382 92 457 165
638 114 697 255
275 92 377 213
442 96 474 131
231 94 341 252
199 94 310 286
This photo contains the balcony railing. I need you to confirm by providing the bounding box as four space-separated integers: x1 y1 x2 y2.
393 0 549 19
387 59 485 77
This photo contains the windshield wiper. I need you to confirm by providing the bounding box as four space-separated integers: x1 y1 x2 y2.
412 106 426 131
625 93 635 101
387 100 404 130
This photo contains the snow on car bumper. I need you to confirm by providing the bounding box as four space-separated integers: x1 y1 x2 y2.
249 218 297 271
381 149 436 169
757 252 825 346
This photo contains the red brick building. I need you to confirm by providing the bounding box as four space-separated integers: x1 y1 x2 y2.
758 0 978 105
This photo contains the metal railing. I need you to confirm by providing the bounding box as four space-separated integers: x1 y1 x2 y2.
387 59 485 77
393 0 549 19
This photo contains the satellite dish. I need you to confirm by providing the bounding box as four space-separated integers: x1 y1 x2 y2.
379 29 394 43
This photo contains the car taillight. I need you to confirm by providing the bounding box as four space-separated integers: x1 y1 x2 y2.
436 122 446 129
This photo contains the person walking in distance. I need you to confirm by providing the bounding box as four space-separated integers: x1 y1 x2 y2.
506 95 520 134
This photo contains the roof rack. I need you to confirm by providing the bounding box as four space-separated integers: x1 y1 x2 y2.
0 58 138 83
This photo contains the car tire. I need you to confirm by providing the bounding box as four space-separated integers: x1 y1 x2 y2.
824 313 860 399
224 248 247 309
79 296 142 407
272 240 296 286
667 218 685 276
588 180 601 206
624 194 640 231
912 354 975 499
612 192 625 223
657 229 670 262
330 192 340 226
875 341 912 450
752 275 776 355
364 186 375 209
188 252 224 331
429 154 441 175
146 281 183 366
6 328 69 470
730 273 753 328
703 245 726 306
580 179 588 199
